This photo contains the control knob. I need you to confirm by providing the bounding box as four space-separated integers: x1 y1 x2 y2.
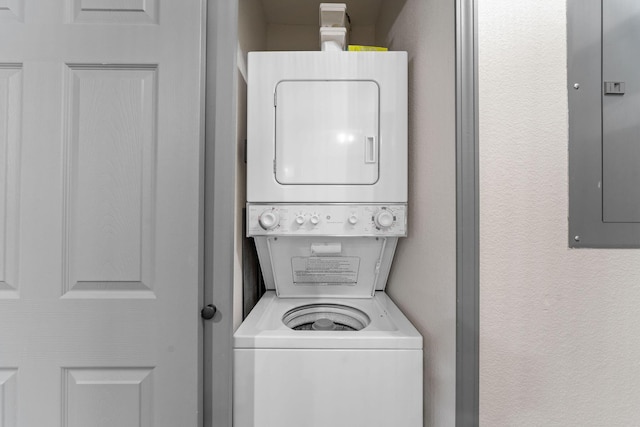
295 213 306 225
258 210 280 230
374 210 395 229
309 214 320 226
348 214 358 225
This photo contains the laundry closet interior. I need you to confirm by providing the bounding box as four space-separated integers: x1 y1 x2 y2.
231 1 457 425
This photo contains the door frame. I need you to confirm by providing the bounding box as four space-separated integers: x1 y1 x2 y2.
455 0 480 425
202 0 481 425
204 0 238 426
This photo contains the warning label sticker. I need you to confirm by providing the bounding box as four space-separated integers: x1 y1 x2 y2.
292 257 360 285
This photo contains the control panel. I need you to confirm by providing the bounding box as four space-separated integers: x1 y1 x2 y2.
247 204 407 236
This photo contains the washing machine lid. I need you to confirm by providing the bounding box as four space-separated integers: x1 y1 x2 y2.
258 236 398 298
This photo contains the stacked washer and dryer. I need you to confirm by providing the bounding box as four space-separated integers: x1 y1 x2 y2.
234 51 423 427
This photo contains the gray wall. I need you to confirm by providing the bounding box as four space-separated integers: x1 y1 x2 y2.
479 0 640 424
379 1 457 425
266 23 375 51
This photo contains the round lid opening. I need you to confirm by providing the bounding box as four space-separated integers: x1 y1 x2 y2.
282 303 370 331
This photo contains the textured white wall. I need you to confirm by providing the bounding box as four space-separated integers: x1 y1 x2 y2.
380 1 457 425
479 1 640 425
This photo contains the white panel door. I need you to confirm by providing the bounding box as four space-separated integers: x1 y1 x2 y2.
0 1 204 426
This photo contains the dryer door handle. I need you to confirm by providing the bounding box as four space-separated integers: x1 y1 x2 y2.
365 136 377 164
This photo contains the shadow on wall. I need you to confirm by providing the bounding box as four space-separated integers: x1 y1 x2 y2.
375 0 409 47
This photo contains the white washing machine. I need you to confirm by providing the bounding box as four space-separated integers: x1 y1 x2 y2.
235 51 423 427
234 291 423 427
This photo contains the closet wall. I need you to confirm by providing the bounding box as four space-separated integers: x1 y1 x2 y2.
378 1 457 425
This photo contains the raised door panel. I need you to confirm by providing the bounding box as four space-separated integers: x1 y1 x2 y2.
68 0 158 24
0 369 17 427
0 0 23 23
62 368 153 427
62 65 157 299
0 65 21 298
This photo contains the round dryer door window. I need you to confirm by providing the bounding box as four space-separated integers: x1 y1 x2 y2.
282 304 370 331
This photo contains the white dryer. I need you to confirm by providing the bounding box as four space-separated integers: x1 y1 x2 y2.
236 51 422 427
247 51 408 203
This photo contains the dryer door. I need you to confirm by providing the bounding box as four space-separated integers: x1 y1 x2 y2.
275 80 379 185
